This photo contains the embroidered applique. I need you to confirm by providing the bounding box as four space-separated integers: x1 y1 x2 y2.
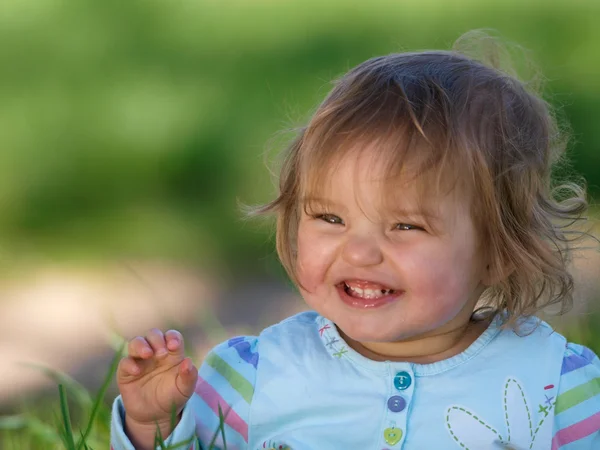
537 384 555 417
446 378 554 450
325 337 339 349
318 317 349 360
333 346 348 358
318 324 331 336
228 336 259 368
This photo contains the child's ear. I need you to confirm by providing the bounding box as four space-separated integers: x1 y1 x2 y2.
482 262 515 286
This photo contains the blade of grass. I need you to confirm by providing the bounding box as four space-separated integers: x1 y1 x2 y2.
154 421 167 450
217 404 227 450
76 343 125 450
206 404 229 450
206 421 221 449
79 429 94 450
158 402 179 449
22 362 92 408
58 384 76 450
56 410 73 449
169 403 177 438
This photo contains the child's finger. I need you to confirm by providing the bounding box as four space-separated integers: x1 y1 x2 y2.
176 358 198 399
165 329 183 352
128 336 153 359
119 356 142 377
145 328 168 357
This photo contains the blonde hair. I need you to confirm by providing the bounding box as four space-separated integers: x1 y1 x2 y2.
250 32 589 327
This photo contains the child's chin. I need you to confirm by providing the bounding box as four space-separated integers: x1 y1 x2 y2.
340 321 403 343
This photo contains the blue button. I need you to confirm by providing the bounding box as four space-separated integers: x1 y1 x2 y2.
387 395 406 412
394 371 412 390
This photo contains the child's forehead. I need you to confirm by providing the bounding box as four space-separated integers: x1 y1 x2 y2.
303 180 442 216
304 145 447 194
304 170 445 216
302 149 474 223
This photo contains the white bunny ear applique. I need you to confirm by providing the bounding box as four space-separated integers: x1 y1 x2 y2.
446 405 504 449
503 377 555 450
503 378 533 445
446 378 552 450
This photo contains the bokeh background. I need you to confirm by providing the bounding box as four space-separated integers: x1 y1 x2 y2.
0 0 599 424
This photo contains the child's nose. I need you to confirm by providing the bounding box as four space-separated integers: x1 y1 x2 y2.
341 234 384 267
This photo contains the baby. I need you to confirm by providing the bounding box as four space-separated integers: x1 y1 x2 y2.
110 34 600 449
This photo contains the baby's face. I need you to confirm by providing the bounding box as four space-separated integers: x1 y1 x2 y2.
295 149 488 345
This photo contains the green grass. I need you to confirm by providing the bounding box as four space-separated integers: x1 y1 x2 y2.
0 344 224 450
0 357 117 449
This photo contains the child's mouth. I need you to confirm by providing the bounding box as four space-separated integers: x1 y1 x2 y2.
336 280 401 308
342 281 395 298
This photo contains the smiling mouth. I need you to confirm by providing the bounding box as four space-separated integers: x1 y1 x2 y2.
341 281 396 299
336 281 400 309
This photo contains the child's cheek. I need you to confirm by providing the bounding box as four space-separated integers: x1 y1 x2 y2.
416 263 472 316
402 252 461 300
296 230 337 290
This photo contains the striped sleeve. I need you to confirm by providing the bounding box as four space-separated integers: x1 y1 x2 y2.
110 336 259 450
552 343 600 449
191 336 259 449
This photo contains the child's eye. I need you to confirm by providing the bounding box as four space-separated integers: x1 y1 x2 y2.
315 214 344 225
394 223 421 231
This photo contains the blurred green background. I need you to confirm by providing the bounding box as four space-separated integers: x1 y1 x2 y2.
1 0 599 270
0 0 599 416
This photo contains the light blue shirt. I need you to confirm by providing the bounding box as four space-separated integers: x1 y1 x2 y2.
111 311 600 449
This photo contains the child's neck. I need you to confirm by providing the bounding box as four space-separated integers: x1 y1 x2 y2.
339 318 491 365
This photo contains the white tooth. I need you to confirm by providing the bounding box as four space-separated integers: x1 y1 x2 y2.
347 284 393 298
368 289 385 298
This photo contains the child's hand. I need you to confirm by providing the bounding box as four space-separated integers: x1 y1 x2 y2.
117 329 198 429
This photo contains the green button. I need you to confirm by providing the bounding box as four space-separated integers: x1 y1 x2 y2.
394 371 412 390
384 427 403 445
